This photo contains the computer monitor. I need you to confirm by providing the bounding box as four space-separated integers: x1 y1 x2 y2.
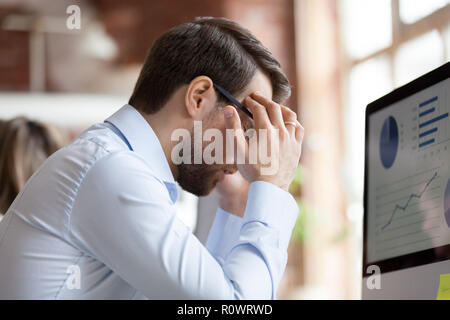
362 62 450 299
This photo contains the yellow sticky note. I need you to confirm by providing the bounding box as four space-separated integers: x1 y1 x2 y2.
437 273 450 300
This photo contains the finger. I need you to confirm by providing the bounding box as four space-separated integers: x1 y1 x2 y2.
295 121 305 142
243 96 271 130
281 105 297 136
223 106 248 163
251 92 283 128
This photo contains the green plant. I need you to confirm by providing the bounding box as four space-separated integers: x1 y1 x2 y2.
289 165 309 244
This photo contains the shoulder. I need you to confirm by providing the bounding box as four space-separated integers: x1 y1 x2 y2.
61 124 174 209
80 150 172 204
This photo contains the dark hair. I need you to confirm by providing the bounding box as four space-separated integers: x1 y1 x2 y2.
0 117 67 214
129 17 291 114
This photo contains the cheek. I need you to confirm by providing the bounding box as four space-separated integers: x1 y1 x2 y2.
201 117 228 162
217 122 231 159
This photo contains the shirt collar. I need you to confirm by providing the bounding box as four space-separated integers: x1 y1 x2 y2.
105 104 178 203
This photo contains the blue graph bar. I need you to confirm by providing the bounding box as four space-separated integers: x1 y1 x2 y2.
419 96 438 108
419 113 448 128
419 139 435 148
419 107 435 117
419 127 437 138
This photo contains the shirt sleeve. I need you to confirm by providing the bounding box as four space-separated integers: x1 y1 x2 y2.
205 207 243 264
69 152 299 299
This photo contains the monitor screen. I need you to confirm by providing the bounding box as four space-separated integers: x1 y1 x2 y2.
365 69 450 273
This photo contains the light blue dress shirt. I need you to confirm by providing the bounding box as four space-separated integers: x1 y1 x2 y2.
0 105 299 299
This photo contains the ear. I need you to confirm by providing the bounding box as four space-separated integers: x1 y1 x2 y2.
184 76 216 120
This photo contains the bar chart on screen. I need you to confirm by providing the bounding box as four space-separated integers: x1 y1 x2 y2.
415 95 449 150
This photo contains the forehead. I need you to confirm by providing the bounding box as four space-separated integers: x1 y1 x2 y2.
237 70 273 101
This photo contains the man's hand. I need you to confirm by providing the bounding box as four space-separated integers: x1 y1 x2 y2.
223 92 304 192
216 171 249 218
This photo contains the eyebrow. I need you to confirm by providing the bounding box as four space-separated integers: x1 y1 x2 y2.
213 83 253 119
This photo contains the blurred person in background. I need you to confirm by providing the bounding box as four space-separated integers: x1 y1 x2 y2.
0 117 67 218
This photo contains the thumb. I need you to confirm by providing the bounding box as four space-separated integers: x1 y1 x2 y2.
223 106 247 164
223 106 241 130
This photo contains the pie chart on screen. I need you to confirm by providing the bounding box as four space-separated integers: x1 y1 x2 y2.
379 116 399 169
445 178 450 228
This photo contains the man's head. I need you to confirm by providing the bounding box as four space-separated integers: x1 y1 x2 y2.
129 17 291 196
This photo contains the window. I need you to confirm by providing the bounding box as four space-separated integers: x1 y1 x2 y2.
444 23 450 60
399 0 450 24
341 0 392 59
339 0 450 297
394 30 444 86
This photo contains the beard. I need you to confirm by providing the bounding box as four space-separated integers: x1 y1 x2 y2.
177 162 226 196
175 110 236 196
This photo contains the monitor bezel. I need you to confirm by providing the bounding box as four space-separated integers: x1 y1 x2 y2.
363 62 450 276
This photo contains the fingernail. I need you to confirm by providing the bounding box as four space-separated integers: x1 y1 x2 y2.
224 108 234 118
254 91 262 96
